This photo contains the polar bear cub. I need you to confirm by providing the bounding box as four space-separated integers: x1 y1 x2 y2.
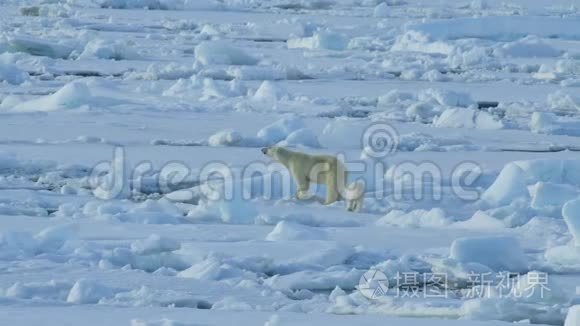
261 146 364 212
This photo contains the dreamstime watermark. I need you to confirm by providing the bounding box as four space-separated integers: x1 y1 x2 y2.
87 122 484 203
361 122 399 158
357 269 552 300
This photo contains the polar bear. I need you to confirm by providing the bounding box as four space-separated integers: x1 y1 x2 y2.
261 146 364 212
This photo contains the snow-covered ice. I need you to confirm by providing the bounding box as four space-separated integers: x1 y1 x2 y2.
0 0 579 325
449 235 528 272
566 305 579 326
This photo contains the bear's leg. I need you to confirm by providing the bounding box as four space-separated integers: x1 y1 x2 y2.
296 189 310 200
292 170 310 200
346 199 355 211
351 196 363 212
324 177 340 205
324 190 339 205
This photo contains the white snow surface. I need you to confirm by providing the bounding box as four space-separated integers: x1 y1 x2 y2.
0 0 579 325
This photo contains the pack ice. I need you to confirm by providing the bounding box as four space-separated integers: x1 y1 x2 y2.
0 0 579 325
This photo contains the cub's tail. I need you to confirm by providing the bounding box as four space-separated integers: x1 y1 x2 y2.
345 180 365 212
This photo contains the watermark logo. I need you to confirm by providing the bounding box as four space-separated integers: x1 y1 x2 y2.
358 269 389 299
357 270 552 300
361 122 399 159
85 122 484 204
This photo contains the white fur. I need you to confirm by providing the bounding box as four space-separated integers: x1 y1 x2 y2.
263 146 364 212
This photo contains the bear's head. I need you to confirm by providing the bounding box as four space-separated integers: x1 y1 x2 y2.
261 146 275 157
261 146 285 160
